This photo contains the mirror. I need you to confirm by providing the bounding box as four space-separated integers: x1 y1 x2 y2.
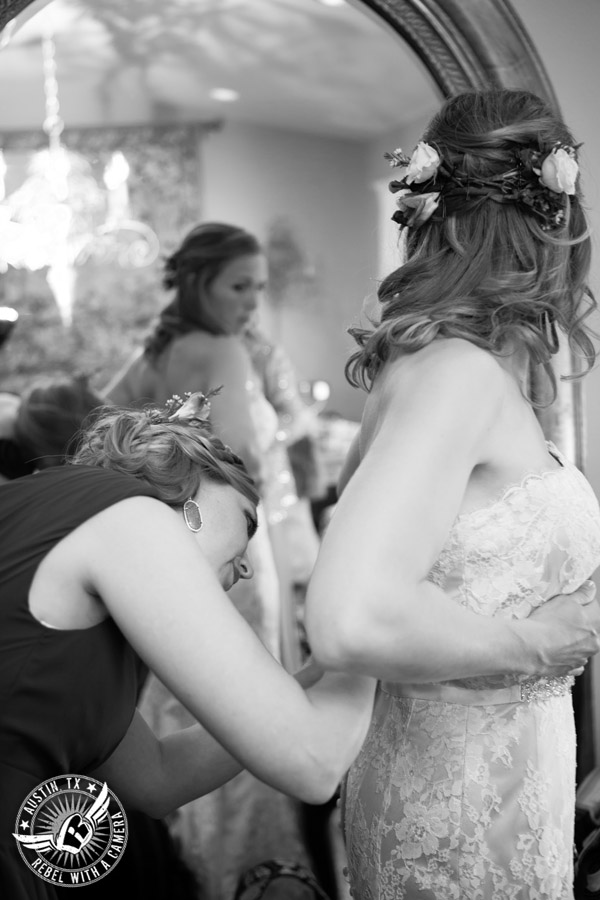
0 0 578 448
0 0 444 424
0 0 595 865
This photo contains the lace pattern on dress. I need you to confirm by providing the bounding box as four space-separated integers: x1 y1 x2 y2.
343 444 600 899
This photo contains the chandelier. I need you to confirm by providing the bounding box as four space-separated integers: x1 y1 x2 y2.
0 32 160 326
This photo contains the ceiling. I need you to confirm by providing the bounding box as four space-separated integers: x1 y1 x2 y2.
0 0 440 139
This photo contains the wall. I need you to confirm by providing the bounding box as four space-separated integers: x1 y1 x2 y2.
202 120 377 421
200 110 442 424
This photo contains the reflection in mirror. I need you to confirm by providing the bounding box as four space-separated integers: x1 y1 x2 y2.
0 0 441 421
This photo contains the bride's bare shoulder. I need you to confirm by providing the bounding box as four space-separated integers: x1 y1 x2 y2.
379 338 505 397
360 338 506 449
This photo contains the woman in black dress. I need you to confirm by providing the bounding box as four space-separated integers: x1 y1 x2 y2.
0 392 372 899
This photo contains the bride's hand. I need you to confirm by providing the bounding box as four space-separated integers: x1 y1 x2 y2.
520 581 600 676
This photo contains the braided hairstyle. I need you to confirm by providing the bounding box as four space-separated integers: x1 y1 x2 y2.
144 222 262 359
346 89 597 403
72 405 259 509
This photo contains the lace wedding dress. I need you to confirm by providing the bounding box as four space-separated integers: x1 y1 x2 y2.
343 444 600 900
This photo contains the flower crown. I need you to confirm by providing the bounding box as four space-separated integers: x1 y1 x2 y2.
145 387 222 425
384 140 580 231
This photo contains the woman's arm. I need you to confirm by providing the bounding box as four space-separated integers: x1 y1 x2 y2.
73 499 375 810
92 711 244 817
93 658 328 818
305 341 600 682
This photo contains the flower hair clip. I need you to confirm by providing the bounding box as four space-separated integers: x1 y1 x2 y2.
384 139 580 231
527 143 579 195
384 142 441 184
385 142 445 227
391 189 442 229
164 391 192 416
165 387 222 422
144 387 222 425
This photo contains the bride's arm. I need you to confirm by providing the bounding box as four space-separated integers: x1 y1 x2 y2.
305 341 600 682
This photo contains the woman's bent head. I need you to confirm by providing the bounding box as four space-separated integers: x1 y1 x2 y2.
72 402 259 511
347 89 596 401
72 401 260 589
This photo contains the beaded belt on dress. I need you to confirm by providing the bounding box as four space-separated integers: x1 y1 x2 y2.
380 674 574 706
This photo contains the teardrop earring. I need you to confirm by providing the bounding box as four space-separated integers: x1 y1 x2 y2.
183 499 203 533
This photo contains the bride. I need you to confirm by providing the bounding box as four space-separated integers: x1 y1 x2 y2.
305 88 600 899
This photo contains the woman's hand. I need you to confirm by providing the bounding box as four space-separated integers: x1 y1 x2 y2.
518 581 600 676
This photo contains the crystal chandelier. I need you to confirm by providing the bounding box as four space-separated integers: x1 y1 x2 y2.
0 32 160 326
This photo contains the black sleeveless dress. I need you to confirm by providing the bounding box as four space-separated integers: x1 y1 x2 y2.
0 465 159 899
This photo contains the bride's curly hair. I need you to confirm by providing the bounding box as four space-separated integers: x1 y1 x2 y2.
346 90 597 403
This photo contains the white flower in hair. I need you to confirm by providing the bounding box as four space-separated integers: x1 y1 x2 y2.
539 146 578 195
165 388 222 422
394 189 441 227
404 142 441 184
